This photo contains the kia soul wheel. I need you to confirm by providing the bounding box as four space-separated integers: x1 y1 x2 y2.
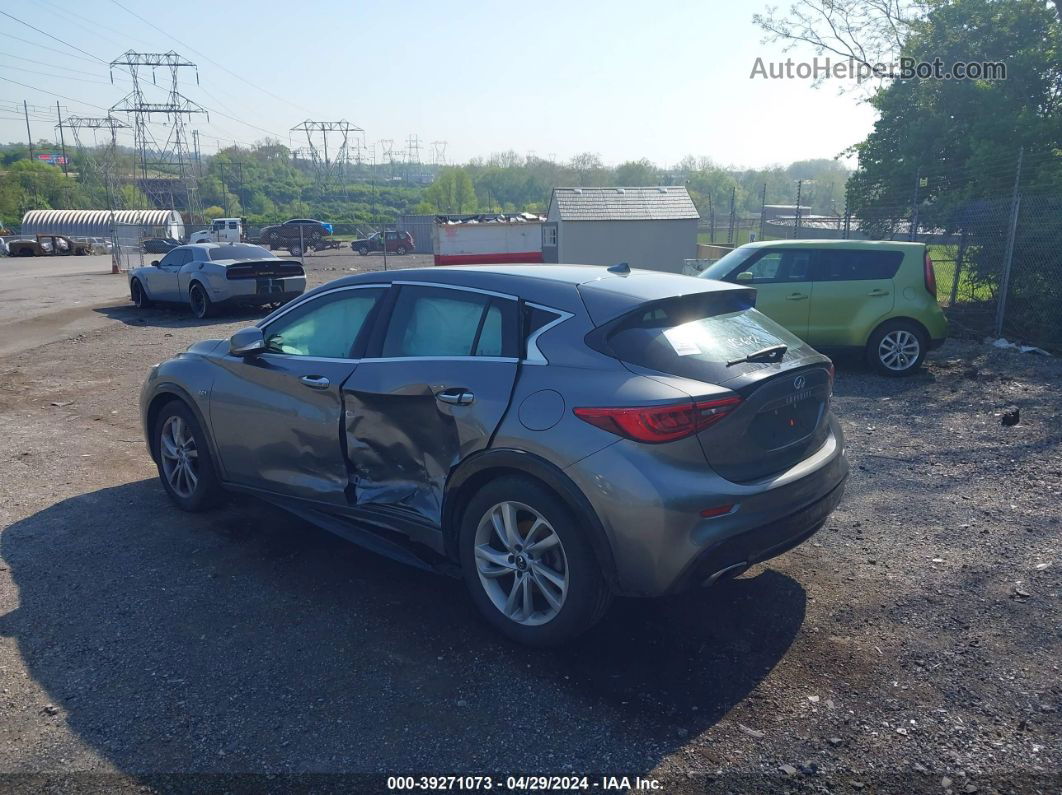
459 477 611 645
868 320 927 376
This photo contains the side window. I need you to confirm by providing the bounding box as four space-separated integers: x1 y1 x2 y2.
159 250 188 269
381 286 515 358
816 250 903 281
212 220 225 231
739 251 783 283
264 288 383 358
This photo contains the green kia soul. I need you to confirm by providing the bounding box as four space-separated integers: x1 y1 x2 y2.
701 240 948 376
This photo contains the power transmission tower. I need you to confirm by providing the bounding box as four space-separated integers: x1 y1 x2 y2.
406 133 421 181
378 139 395 180
430 140 447 168
57 115 130 271
109 50 206 221
290 120 363 188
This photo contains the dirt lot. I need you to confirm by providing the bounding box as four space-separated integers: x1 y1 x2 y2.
0 249 1059 792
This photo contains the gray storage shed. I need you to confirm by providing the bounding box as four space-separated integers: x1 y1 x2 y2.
542 186 699 272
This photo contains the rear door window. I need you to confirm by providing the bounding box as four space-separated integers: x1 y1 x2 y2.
815 249 903 281
380 285 516 358
599 292 808 383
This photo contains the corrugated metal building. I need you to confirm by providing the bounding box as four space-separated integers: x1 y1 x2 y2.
20 209 185 248
542 186 699 273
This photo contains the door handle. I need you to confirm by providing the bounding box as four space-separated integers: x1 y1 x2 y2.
299 375 330 389
867 289 890 297
435 388 474 406
785 293 809 301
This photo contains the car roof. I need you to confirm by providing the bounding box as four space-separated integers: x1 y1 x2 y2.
322 264 747 320
737 239 924 251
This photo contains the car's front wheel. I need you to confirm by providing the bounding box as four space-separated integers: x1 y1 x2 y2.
867 319 927 376
396 245 407 255
459 476 611 645
130 278 151 309
189 282 213 319
356 246 368 256
154 401 224 511
289 243 303 257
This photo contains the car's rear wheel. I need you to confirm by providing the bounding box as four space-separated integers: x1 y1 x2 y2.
154 401 224 512
356 246 368 256
459 476 611 646
189 282 213 319
867 320 927 376
289 243 303 257
130 278 151 309
396 245 407 255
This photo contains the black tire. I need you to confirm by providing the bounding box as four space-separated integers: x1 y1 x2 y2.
866 319 927 376
153 400 225 512
396 245 407 255
130 278 151 309
289 243 303 257
356 246 368 256
189 282 213 319
458 476 612 646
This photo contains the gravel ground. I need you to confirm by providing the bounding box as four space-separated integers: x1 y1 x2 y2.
0 254 1059 792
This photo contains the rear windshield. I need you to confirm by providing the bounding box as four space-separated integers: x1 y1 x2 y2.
208 244 273 261
603 293 807 382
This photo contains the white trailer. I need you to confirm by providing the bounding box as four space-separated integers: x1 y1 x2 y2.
433 215 544 266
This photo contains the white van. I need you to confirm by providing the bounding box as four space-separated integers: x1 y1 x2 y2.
192 218 243 243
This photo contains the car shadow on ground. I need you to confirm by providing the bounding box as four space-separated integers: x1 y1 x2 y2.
93 303 270 330
1 480 806 774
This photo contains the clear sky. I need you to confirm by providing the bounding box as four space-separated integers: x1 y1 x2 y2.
0 0 877 168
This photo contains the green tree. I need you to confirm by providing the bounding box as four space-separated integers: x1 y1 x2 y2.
424 167 478 213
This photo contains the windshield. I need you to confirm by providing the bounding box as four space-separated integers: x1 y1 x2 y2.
209 244 274 261
700 247 760 281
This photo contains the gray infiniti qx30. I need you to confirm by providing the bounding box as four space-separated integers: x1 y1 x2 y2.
140 264 848 645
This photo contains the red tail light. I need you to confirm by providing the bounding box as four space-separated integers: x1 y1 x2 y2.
924 249 937 298
573 396 742 443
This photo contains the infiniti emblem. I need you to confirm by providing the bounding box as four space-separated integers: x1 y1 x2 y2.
793 375 806 390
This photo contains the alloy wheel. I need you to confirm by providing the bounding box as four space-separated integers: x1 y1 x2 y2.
878 329 921 372
160 415 199 498
474 501 568 626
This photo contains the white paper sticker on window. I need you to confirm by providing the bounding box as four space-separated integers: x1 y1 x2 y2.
663 325 703 356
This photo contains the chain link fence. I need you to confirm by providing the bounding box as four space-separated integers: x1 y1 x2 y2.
700 158 1062 351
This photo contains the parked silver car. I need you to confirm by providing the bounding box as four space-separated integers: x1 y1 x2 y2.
140 265 848 644
128 243 306 319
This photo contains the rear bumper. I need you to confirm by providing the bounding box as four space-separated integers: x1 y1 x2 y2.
209 276 306 306
566 415 848 597
668 477 846 592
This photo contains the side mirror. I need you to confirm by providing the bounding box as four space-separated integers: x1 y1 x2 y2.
735 271 754 283
229 326 266 357
151 260 160 267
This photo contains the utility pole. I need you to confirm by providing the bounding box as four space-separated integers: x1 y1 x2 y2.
55 102 69 174
759 182 767 241
909 168 922 241
707 194 715 244
727 186 736 245
994 147 1024 337
795 180 803 234
23 100 34 160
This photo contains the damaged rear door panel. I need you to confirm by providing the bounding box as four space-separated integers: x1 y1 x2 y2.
342 283 520 527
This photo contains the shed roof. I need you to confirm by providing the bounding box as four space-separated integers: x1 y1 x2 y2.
549 186 699 222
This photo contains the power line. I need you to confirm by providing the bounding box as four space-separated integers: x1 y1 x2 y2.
109 0 317 116
0 10 105 63
0 75 110 111
3 32 102 65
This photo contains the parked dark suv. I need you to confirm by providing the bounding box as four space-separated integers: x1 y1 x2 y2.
259 219 333 256
139 265 848 645
351 230 414 256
